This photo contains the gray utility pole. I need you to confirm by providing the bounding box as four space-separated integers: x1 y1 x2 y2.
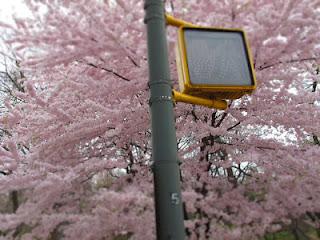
144 0 186 239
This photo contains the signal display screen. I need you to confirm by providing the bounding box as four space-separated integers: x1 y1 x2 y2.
184 29 253 86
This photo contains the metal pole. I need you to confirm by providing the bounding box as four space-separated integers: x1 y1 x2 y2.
144 0 185 239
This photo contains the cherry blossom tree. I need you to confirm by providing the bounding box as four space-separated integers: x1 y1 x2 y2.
0 0 320 239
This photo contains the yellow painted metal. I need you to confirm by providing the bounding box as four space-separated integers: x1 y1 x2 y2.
172 90 227 110
165 14 196 28
176 26 257 100
166 14 256 109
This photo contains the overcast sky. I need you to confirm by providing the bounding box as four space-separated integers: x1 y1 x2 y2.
0 0 29 23
0 0 29 70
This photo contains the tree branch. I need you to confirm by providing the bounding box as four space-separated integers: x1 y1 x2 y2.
214 112 228 128
313 134 320 146
79 61 131 82
312 81 317 92
127 55 139 68
227 121 241 131
258 57 319 71
87 62 130 81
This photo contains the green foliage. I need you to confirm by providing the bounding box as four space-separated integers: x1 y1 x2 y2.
13 223 33 239
113 232 133 240
264 224 320 240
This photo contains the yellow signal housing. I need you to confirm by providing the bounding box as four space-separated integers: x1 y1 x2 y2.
176 26 257 100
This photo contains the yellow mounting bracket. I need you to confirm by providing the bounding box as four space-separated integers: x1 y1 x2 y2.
165 14 197 28
172 90 228 110
166 14 228 110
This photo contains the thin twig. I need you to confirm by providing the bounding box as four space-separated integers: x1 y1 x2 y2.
81 61 130 82
258 57 319 71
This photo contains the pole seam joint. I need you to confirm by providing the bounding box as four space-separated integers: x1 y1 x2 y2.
149 95 174 106
148 79 173 88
